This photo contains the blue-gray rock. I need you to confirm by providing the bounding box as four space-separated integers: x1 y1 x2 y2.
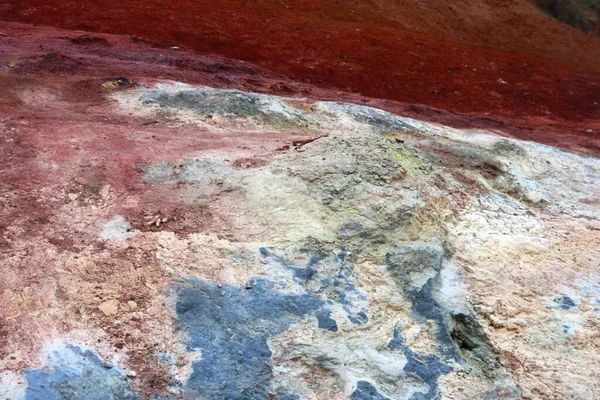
25 345 138 400
176 278 323 399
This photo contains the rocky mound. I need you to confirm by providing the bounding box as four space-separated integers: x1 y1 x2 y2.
1 23 600 399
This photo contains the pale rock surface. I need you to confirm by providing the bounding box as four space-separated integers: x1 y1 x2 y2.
1 83 599 399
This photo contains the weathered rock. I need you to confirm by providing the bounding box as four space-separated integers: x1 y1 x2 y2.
1 83 599 399
387 242 445 292
98 300 120 316
24 343 138 400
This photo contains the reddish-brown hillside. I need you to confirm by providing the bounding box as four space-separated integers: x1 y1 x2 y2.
1 0 599 124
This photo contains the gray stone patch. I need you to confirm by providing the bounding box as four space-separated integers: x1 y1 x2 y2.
273 394 301 400
387 243 509 382
315 308 338 332
337 220 370 239
142 157 234 184
492 139 528 158
319 102 420 133
388 323 452 400
350 381 391 400
386 242 444 292
174 249 374 399
260 249 370 326
175 278 323 399
24 343 138 400
357 199 416 232
141 88 307 128
550 295 577 310
562 323 575 337
100 215 135 241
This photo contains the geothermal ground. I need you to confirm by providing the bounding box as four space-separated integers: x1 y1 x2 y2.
0 2 600 399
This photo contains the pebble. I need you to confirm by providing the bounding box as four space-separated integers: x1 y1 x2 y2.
98 299 120 316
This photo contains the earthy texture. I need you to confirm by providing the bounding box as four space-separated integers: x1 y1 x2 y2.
1 20 599 399
0 0 599 123
1 0 600 396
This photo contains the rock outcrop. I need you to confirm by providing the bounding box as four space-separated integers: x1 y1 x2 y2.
2 72 600 398
0 20 599 400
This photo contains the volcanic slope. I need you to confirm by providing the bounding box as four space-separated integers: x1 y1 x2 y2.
1 22 600 400
0 0 599 123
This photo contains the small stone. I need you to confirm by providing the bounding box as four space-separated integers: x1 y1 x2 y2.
127 370 137 378
146 306 159 315
99 299 120 316
525 191 544 204
127 301 138 309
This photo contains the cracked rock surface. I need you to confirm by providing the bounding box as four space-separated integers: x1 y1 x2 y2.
1 70 600 399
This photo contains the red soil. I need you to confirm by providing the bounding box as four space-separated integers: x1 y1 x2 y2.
0 21 599 156
0 0 599 125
